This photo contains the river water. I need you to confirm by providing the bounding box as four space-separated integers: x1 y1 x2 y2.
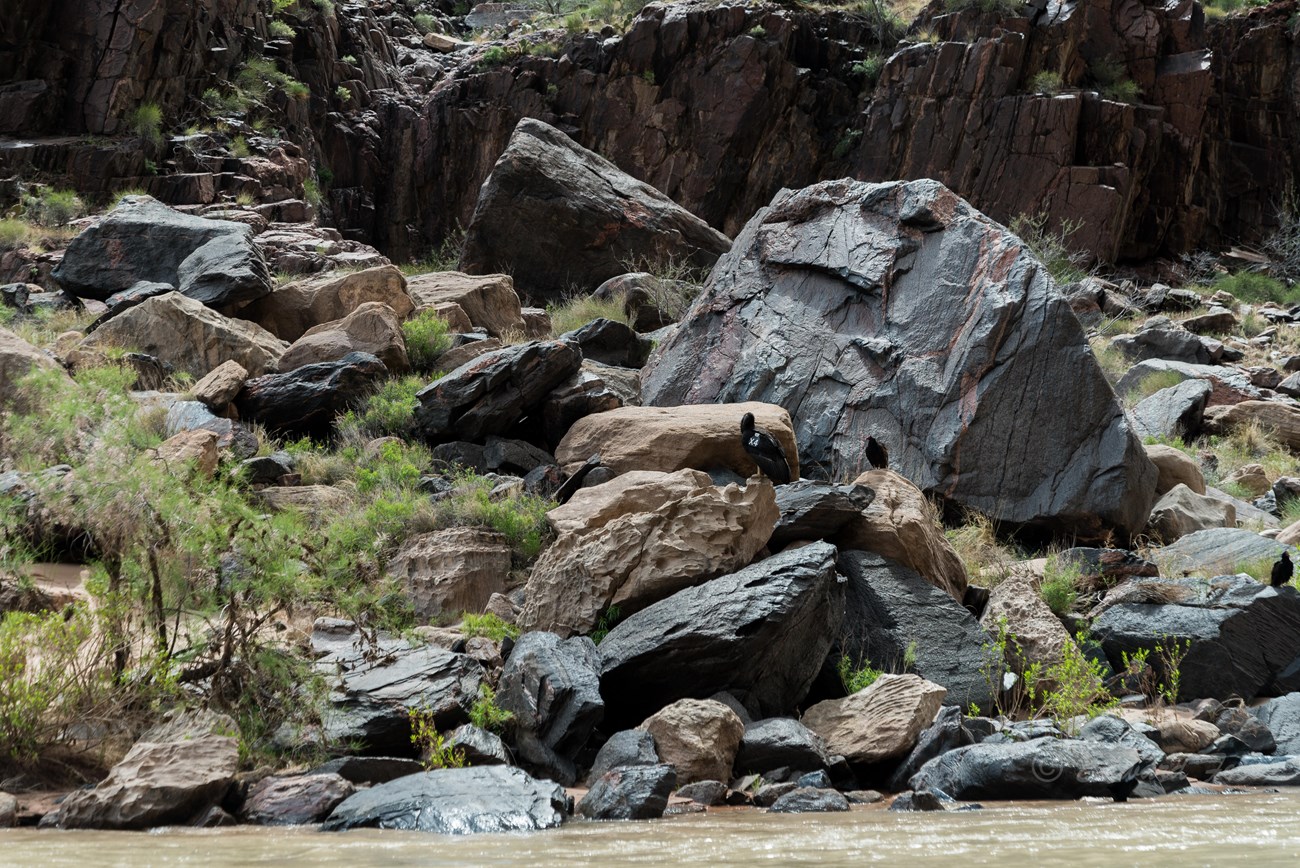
5 792 1300 867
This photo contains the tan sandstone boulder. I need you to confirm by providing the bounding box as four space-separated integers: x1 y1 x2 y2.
1224 463 1272 497
278 301 409 373
406 271 525 337
386 527 513 622
190 359 248 410
77 292 286 379
518 469 779 637
1205 401 1300 451
980 573 1072 674
1144 443 1205 496
641 699 745 786
556 403 799 480
801 674 946 765
244 265 413 341
155 429 220 479
843 469 968 601
1145 483 1236 543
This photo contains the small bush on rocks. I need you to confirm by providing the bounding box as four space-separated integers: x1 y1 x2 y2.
468 684 515 734
409 706 467 769
837 654 884 694
460 612 520 643
403 310 453 372
1040 555 1080 615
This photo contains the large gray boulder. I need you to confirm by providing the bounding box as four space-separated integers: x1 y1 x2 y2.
235 352 388 439
322 766 568 834
53 196 272 310
1255 693 1300 755
497 631 604 786
459 118 730 302
1153 528 1296 577
736 718 833 776
598 542 844 723
1115 359 1265 404
1129 378 1212 441
642 178 1156 541
909 738 1147 800
576 764 676 820
1090 575 1300 701
1111 319 1214 365
837 550 994 711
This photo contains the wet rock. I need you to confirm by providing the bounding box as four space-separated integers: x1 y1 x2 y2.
322 766 567 834
888 706 978 792
1129 379 1212 441
243 773 356 826
888 789 951 812
769 481 876 550
768 787 849 813
752 782 800 806
1254 694 1300 755
447 724 511 766
642 178 1156 541
587 729 659 784
802 674 946 766
598 543 844 722
52 196 271 310
415 339 582 442
386 528 512 622
278 301 409 374
1078 715 1165 766
641 699 744 786
560 318 654 368
406 271 526 338
497 631 604 786
236 352 387 438
909 738 1145 800
1146 483 1235 542
244 265 413 342
78 291 286 379
1091 574 1300 701
309 756 425 786
519 469 778 637
576 764 676 820
735 718 833 777
837 550 993 710
675 780 729 806
555 402 798 479
1212 758 1300 787
459 118 730 303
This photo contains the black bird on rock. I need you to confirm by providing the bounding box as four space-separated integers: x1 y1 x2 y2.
865 437 889 470
1272 551 1294 588
740 412 791 485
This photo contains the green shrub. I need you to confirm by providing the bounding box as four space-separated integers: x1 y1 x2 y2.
0 218 31 251
230 135 250 158
590 605 623 644
837 654 883 694
435 473 555 563
409 705 466 768
334 85 352 103
1090 56 1141 104
269 19 296 39
24 188 85 227
1037 632 1117 733
1029 70 1064 95
832 128 863 160
468 684 515 734
461 612 521 643
1103 79 1141 104
851 54 885 86
127 102 164 147
1039 554 1080 616
285 79 311 101
403 309 454 372
1213 271 1299 305
1009 212 1089 284
413 13 437 33
479 46 510 68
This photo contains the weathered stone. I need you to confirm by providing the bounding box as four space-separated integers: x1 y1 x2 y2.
1091 574 1300 701
1153 528 1297 578
236 352 388 438
308 756 425 786
432 337 503 375
801 674 946 766
888 705 977 792
164 399 257 458
837 550 993 710
1112 319 1213 365
483 436 555 475
576 764 676 820
841 470 968 601
244 265 413 342
279 301 409 373
190 359 248 409
1078 715 1165 766
155 429 219 479
406 271 525 338
460 118 730 302
1129 379 1212 441
519 469 778 637
447 724 511 766
767 787 849 813
980 574 1072 674
643 179 1156 541
560 318 654 368
77 292 286 379
1205 401 1300 451
1213 706 1276 754
0 792 16 828
386 527 512 622
257 485 350 513
1145 444 1206 496
675 780 729 806
497 631 604 786
1255 693 1300 755
415 340 582 442
322 766 567 834
243 773 356 826
641 699 745 786
599 543 844 722
909 738 1145 801
769 481 875 550
540 365 631 448
735 718 832 776
1 326 69 408
586 728 659 784
429 301 474 334
1182 307 1238 334
556 402 799 479
1115 360 1266 406
52 196 272 310
1212 758 1300 787
1225 463 1273 497
1146 483 1235 543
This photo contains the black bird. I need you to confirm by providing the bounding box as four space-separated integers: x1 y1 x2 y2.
865 436 889 470
740 412 792 485
1272 551 1294 588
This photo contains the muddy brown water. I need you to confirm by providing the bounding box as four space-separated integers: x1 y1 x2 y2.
4 792 1300 866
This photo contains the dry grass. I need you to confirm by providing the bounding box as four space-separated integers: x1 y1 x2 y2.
945 508 1017 587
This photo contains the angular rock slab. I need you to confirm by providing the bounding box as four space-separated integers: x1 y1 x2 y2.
1091 574 1300 701
736 717 833 776
641 698 744 786
279 300 409 374
1152 528 1297 578
244 265 413 342
53 196 272 309
236 352 388 439
386 527 512 622
497 631 604 786
459 117 730 302
243 773 356 826
599 542 844 723
642 178 1156 540
576 764 676 820
837 550 993 710
909 738 1146 800
322 766 568 834
416 339 582 442
406 271 526 338
801 673 946 766
1129 378 1212 441
1255 693 1300 755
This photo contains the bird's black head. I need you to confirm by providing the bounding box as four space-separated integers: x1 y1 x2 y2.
740 412 755 433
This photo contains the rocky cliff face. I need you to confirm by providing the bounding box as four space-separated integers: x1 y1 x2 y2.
2 1 1298 265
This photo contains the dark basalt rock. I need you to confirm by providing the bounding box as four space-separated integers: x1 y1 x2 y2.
1255 693 1300 755
459 118 730 303
308 756 425 786
447 724 511 766
909 738 1147 801
1057 547 1159 588
888 789 952 812
1129 379 1213 441
735 717 833 776
322 766 568 834
560 318 655 369
598 542 844 724
1212 758 1300 787
236 351 387 439
164 399 258 459
767 787 850 814
87 280 174 331
642 178 1156 541
52 196 272 310
242 773 355 826
675 780 729 806
576 763 676 820
769 481 875 550
586 729 659 784
888 706 977 792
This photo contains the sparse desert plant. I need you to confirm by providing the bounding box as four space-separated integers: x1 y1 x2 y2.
269 19 295 39
403 309 454 372
460 612 521 643
1039 553 1081 616
0 218 32 251
1009 212 1089 284
590 605 623 644
127 102 164 148
852 54 886 86
1029 70 1064 95
334 85 352 103
546 293 630 336
837 654 884 694
468 684 515 734
1213 271 1299 306
23 188 85 227
434 473 555 563
409 706 467 769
